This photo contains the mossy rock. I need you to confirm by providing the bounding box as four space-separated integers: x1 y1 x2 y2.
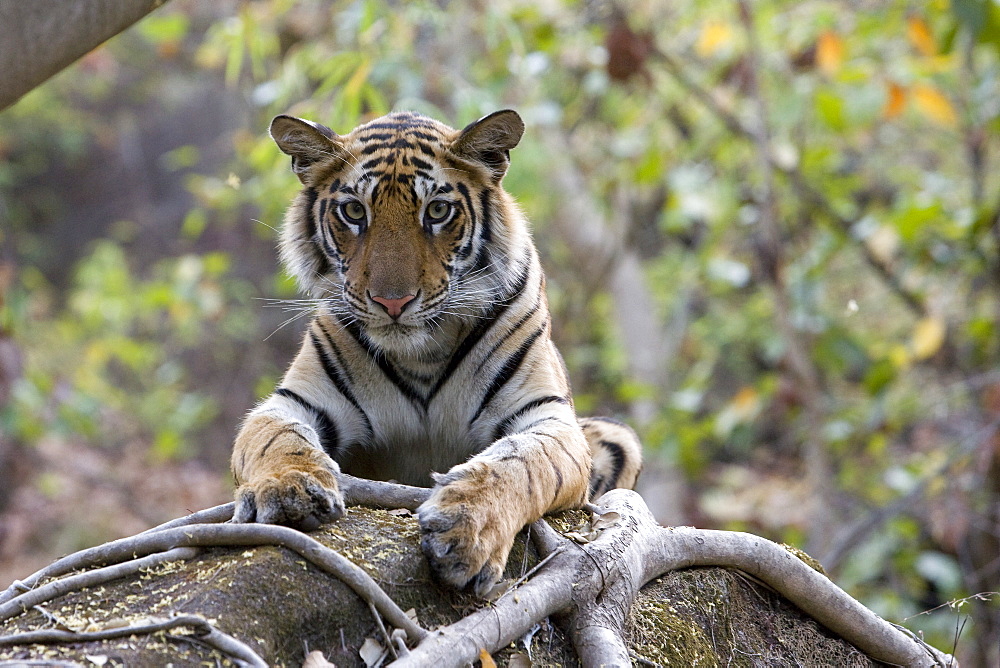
0 508 874 667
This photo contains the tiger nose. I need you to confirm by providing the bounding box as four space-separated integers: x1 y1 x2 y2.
370 293 416 319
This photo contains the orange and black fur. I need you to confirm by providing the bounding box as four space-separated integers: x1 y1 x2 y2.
231 109 642 595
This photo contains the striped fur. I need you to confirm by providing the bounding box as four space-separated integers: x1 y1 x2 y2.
231 110 642 595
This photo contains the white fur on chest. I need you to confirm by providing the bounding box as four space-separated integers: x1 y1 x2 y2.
342 359 496 485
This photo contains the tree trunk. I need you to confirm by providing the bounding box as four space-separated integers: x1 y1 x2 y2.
0 0 171 111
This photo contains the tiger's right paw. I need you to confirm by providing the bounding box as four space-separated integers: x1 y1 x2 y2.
234 462 345 532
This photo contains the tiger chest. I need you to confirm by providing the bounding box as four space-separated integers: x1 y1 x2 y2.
336 369 495 486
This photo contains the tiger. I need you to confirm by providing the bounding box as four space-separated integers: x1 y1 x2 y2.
231 108 642 596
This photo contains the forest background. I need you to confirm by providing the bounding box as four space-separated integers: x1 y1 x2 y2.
0 0 998 664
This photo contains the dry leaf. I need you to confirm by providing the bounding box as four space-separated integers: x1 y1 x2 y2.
302 650 337 668
479 648 498 668
912 84 958 128
696 21 734 58
482 579 511 601
564 530 596 543
907 16 936 57
508 652 532 667
605 16 654 82
360 636 388 668
592 511 622 531
912 317 946 360
816 30 844 75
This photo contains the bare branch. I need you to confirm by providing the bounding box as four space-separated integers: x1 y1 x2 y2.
0 0 174 110
0 481 954 666
1 474 430 608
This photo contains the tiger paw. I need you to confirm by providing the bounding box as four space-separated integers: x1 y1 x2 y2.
417 465 519 597
234 463 345 532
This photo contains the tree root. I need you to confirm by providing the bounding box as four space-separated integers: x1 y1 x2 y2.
0 523 426 645
339 473 430 511
394 490 956 668
0 473 429 607
0 613 268 668
0 479 955 667
0 547 200 624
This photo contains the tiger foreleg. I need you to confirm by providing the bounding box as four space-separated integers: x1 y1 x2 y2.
417 424 591 597
231 413 345 532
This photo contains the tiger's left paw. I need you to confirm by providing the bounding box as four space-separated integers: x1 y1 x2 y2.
417 467 517 597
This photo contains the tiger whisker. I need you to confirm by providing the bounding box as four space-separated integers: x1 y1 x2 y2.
263 308 316 341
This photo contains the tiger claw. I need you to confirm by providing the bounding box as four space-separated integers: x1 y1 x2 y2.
417 489 509 596
235 469 344 532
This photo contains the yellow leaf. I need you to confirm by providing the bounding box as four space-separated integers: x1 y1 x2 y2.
479 649 498 668
816 30 844 75
907 16 937 57
889 344 911 369
883 81 906 119
911 317 946 360
732 386 760 420
697 21 734 57
912 84 958 127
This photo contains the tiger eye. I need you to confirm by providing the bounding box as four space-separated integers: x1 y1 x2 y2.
341 201 366 223
426 200 452 223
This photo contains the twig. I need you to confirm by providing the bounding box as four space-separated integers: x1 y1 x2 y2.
528 517 566 557
370 601 397 660
499 546 564 601
0 614 268 668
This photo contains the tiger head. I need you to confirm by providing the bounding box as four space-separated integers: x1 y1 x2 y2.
270 110 528 354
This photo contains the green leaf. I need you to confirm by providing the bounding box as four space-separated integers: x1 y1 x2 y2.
137 13 190 44
814 89 846 130
863 358 896 396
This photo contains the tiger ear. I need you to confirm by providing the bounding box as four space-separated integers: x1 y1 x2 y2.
270 115 343 184
450 110 524 181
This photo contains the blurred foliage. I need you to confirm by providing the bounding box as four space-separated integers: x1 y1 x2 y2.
5 243 245 459
2 0 1000 661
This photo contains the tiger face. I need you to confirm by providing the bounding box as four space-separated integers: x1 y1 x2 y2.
271 111 526 355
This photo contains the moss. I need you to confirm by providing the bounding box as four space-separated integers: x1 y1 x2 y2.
628 568 877 667
630 595 718 665
781 543 826 574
